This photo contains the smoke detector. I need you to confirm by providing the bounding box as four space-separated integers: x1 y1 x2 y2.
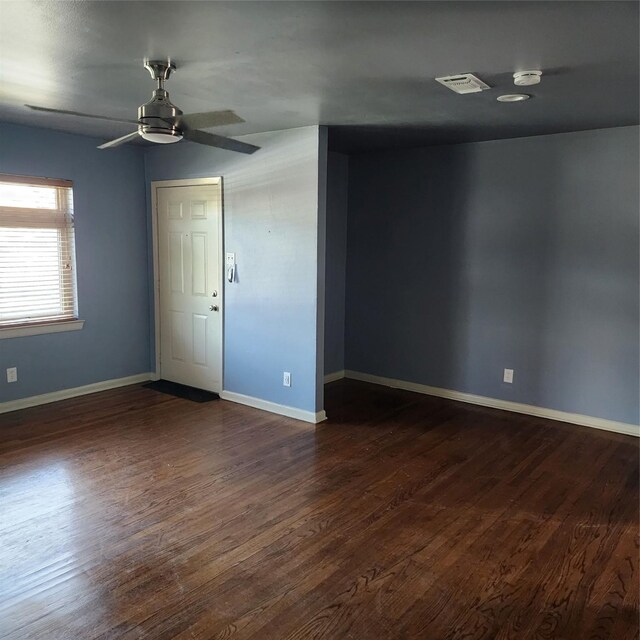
435 73 490 94
514 70 542 86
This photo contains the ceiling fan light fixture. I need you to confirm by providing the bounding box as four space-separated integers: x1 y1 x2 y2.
139 128 183 144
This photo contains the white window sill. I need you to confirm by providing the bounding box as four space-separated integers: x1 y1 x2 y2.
0 319 85 339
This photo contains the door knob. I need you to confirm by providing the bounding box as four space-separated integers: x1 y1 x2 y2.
212 291 218 297
209 305 219 312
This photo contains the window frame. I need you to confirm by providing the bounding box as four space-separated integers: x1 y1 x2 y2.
0 173 84 339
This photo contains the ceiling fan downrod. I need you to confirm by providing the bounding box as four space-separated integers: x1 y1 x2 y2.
144 59 175 89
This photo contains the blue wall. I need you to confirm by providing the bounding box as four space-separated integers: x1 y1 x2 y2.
346 126 639 425
324 152 349 375
0 123 150 402
315 129 328 409
145 126 324 413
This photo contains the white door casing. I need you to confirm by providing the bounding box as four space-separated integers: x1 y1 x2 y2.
154 180 223 392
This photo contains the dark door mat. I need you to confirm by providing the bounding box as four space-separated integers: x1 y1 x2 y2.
143 379 220 403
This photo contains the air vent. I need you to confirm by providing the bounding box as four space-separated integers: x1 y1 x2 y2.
435 73 490 94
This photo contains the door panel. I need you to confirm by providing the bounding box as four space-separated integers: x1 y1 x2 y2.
191 233 207 295
192 314 208 366
169 232 184 292
157 183 222 392
170 310 186 361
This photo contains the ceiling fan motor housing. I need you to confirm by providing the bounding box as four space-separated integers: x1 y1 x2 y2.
138 88 183 137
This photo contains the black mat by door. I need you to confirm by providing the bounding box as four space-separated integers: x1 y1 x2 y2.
143 380 220 403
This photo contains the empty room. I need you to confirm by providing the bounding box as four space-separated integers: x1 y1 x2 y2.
0 1 638 639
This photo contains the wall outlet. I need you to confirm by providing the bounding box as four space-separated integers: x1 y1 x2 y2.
6 367 17 383
503 368 514 384
283 371 291 387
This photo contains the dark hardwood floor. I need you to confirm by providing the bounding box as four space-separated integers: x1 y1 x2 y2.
0 379 637 639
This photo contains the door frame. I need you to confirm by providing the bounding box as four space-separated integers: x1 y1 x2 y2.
150 177 224 387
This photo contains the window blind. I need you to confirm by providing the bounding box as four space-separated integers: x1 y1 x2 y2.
0 175 78 327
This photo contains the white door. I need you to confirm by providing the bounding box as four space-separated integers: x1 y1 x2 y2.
156 182 223 392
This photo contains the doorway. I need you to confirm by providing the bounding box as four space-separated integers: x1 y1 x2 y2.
152 178 223 392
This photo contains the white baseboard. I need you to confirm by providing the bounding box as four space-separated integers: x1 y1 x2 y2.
220 390 327 424
324 370 346 384
344 370 639 438
0 373 154 415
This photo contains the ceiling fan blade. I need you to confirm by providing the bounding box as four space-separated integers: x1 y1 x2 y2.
97 131 140 150
26 104 138 126
183 129 259 154
179 110 245 131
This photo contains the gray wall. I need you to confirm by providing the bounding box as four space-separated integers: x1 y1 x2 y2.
145 126 325 413
346 126 639 425
0 123 150 402
324 152 349 375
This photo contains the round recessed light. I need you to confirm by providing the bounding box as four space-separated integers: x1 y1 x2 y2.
497 94 531 103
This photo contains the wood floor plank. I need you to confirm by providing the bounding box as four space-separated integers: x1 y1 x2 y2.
0 379 637 639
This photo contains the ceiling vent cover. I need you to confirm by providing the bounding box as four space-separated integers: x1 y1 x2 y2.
435 73 490 94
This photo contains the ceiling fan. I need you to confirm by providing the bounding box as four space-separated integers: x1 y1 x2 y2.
26 59 259 154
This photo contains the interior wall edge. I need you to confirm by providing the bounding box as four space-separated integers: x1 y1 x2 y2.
0 373 153 416
220 390 327 424
324 370 346 384
344 370 639 438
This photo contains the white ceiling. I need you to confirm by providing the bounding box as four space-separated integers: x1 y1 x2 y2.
0 1 638 152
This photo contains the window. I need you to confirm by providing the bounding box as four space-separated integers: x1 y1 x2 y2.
0 174 83 338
